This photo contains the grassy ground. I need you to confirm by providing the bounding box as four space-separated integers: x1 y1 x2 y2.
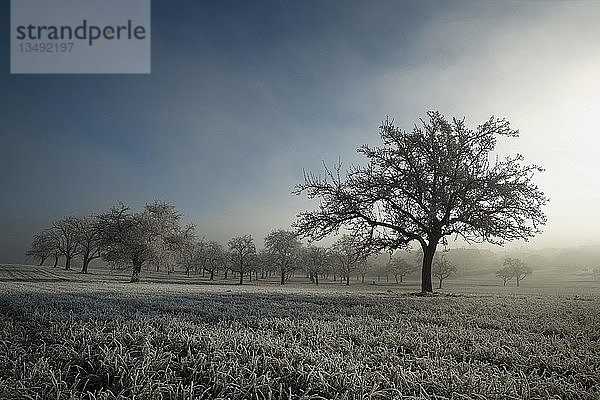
0 264 599 399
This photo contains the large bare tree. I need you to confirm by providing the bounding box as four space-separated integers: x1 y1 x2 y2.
294 111 548 292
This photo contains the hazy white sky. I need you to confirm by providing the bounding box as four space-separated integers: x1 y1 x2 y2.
398 2 600 249
2 1 600 262
209 1 600 250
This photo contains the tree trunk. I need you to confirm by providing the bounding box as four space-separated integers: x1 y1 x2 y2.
395 275 398 284
438 278 443 289
64 256 71 270
421 242 437 293
239 268 244 285
210 270 214 281
38 257 46 266
516 276 520 287
280 266 285 285
361 274 365 283
345 274 350 286
81 253 90 273
400 275 403 283
131 258 142 283
315 274 319 286
53 256 59 267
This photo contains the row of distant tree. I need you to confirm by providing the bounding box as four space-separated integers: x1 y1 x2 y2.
583 267 600 281
27 200 473 287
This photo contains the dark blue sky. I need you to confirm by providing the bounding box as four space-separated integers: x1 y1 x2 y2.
2 1 600 263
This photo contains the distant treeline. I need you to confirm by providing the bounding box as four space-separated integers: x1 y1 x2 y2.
25 201 440 285
28 201 597 286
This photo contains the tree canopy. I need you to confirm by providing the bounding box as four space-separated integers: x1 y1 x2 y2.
96 201 188 282
331 235 370 286
502 257 532 287
432 255 457 289
26 230 56 266
294 111 548 292
264 229 302 285
228 234 256 285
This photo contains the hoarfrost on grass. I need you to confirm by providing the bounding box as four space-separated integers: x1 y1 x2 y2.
0 264 599 399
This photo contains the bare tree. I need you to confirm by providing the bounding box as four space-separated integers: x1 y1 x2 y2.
187 240 225 280
205 241 227 280
264 229 302 285
301 246 329 285
355 258 372 283
389 255 417 283
174 228 200 277
97 204 153 282
73 216 102 273
331 235 369 286
432 255 457 289
97 201 186 282
26 230 57 266
503 257 531 287
177 237 197 277
256 249 274 280
294 112 548 293
53 216 81 270
228 235 256 285
146 201 191 273
495 266 514 286
51 249 61 267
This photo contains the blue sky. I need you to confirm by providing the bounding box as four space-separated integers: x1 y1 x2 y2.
2 1 600 263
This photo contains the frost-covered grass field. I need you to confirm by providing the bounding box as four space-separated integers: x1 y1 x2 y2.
1 264 599 399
